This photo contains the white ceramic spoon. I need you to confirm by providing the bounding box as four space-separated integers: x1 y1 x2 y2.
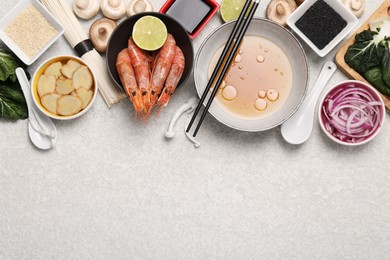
16 68 57 150
281 61 337 145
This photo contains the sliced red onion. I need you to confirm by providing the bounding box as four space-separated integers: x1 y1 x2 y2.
321 83 384 144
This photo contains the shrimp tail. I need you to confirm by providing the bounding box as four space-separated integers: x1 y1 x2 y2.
156 46 185 114
116 49 143 117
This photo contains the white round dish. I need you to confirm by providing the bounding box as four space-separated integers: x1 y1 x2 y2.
194 18 309 132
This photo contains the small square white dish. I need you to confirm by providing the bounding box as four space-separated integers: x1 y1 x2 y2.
286 0 358 57
0 0 64 65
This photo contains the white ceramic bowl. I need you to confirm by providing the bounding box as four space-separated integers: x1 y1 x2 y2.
286 0 358 57
318 80 386 146
194 18 309 132
31 55 98 120
0 0 64 65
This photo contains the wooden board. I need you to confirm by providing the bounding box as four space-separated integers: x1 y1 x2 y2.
335 0 390 110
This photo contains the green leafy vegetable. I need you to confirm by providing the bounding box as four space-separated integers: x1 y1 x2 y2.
0 48 28 120
344 21 390 96
0 83 27 120
0 49 24 82
345 30 387 74
363 67 390 96
381 48 390 87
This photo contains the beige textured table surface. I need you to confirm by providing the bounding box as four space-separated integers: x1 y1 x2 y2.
1 0 389 259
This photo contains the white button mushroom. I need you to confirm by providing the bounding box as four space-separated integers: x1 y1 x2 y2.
89 18 117 52
266 0 297 26
222 85 237 100
342 0 365 18
267 89 279 101
126 0 153 16
73 0 100 20
255 98 267 111
101 0 126 20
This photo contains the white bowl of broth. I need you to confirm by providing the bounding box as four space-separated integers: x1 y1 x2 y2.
194 18 309 131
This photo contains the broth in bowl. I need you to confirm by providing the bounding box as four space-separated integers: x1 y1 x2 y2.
209 35 293 119
194 18 308 131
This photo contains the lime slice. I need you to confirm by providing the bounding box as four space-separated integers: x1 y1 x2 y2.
132 16 168 51
220 0 246 23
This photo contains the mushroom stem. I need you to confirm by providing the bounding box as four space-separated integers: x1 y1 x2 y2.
134 1 146 12
342 0 365 18
101 0 126 20
266 0 297 26
351 0 363 10
73 0 100 20
98 27 107 37
276 3 285 15
89 18 117 52
126 0 153 16
109 0 120 8
76 0 88 9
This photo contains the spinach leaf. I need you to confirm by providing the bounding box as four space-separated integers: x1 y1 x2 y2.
0 83 28 120
0 49 24 82
344 30 387 74
364 67 390 96
381 49 390 87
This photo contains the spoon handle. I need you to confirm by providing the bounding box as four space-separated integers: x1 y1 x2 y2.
16 68 56 139
16 68 34 119
281 61 337 144
305 61 337 108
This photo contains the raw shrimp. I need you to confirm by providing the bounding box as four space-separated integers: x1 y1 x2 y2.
157 46 185 108
127 38 151 111
149 34 176 111
146 51 158 73
116 49 143 115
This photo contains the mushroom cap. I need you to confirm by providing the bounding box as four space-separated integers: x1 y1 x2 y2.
89 18 117 52
101 0 127 20
73 0 100 20
126 0 153 16
342 0 365 18
266 0 297 26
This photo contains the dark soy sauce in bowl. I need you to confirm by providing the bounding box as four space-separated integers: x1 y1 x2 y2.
166 0 212 34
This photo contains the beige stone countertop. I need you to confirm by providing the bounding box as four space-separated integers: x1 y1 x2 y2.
0 0 389 259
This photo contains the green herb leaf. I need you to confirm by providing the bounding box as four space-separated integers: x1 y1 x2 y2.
381 49 390 88
344 30 386 74
363 67 390 96
0 49 25 82
0 84 28 120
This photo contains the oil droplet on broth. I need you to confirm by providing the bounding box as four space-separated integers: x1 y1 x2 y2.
208 35 293 119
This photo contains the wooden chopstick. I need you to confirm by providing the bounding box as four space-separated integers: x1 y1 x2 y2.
186 0 260 137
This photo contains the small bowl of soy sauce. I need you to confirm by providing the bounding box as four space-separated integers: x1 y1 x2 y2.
160 0 220 38
286 0 358 57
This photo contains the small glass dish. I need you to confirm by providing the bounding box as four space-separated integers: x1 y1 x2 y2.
160 0 220 39
0 0 64 65
286 0 358 57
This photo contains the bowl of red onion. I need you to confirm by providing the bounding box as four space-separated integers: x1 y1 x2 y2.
319 80 385 146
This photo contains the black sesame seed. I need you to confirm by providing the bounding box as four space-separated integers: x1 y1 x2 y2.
295 0 347 50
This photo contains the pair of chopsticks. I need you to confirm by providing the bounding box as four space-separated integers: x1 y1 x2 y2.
186 0 260 137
